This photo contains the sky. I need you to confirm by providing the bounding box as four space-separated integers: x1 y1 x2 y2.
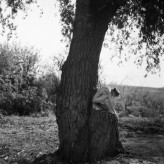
0 0 164 88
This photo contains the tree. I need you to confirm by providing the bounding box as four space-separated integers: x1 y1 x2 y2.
56 0 164 162
1 0 164 163
55 1 126 162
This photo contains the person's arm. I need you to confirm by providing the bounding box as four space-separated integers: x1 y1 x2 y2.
92 87 110 103
97 87 110 95
92 93 108 103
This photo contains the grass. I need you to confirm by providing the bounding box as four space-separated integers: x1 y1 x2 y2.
0 114 58 163
120 116 164 125
0 114 164 163
119 116 164 135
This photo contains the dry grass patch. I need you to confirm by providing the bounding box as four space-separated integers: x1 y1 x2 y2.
0 114 58 163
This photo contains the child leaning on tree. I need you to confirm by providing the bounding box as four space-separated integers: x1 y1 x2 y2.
92 86 119 119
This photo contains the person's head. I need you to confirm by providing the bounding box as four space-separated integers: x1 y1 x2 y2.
111 88 120 97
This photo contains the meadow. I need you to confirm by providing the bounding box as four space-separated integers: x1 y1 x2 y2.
0 112 164 164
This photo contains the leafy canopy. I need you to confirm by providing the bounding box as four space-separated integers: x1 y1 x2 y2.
1 0 164 73
0 0 38 39
58 0 164 74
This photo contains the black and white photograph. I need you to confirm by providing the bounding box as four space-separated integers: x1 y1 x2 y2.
0 0 164 163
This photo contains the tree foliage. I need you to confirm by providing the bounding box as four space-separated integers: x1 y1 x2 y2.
1 0 164 72
108 0 164 74
0 43 48 115
0 0 37 39
59 0 75 44
58 0 164 74
36 72 60 103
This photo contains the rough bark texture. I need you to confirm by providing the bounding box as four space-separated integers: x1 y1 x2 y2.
56 0 125 162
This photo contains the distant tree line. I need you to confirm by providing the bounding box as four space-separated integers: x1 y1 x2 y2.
110 85 164 118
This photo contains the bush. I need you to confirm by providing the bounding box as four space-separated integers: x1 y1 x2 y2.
0 43 47 115
36 73 59 102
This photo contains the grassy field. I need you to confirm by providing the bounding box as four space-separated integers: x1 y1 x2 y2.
0 115 164 164
0 114 58 163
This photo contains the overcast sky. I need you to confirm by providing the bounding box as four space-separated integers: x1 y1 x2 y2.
0 0 164 88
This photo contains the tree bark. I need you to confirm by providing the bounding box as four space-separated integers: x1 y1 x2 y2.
56 0 125 162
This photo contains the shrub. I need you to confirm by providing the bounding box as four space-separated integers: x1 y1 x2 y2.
0 43 43 115
34 73 59 103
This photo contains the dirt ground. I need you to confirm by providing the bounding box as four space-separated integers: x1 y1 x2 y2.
0 115 164 164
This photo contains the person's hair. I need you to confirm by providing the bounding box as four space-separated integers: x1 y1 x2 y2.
111 88 120 97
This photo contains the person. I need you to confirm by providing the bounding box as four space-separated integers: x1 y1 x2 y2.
92 87 119 119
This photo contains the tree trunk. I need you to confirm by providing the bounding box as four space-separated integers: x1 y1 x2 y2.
56 0 124 162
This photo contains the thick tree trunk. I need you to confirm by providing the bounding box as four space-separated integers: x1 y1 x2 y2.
56 0 124 162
